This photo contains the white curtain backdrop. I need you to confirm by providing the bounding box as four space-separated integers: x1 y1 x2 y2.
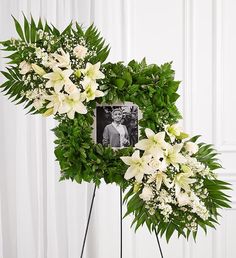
0 1 131 258
0 0 236 258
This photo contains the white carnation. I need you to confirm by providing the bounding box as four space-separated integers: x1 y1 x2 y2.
139 186 154 202
19 61 32 75
33 98 45 110
185 142 199 155
177 191 190 206
73 45 88 59
149 156 167 171
35 48 43 58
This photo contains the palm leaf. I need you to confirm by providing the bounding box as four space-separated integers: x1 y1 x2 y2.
30 15 37 43
12 15 25 41
23 14 30 42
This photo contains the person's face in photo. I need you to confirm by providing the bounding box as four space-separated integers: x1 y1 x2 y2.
112 110 123 123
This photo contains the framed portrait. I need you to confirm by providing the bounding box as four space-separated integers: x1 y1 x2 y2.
95 103 140 149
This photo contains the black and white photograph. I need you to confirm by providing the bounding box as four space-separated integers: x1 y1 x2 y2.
96 105 139 148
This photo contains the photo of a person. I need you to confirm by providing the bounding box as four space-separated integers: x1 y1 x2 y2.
102 108 129 147
96 105 139 148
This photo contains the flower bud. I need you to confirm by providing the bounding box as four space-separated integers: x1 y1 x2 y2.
32 64 46 76
74 69 81 78
43 108 53 117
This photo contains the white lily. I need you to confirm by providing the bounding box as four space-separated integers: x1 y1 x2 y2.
45 91 65 115
147 171 172 191
174 172 197 196
135 128 167 156
120 150 154 183
81 77 104 101
164 124 181 142
59 92 87 119
165 143 186 170
64 83 79 95
52 49 71 68
164 124 189 142
81 62 105 81
43 67 73 93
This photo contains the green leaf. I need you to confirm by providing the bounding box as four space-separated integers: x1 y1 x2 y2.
30 16 37 43
95 144 104 155
37 18 43 30
189 135 201 143
213 199 231 208
62 21 73 35
193 230 197 241
12 16 25 41
1 71 13 80
75 22 84 36
75 174 82 184
160 222 169 237
128 84 139 94
51 25 60 36
23 14 30 42
135 212 147 231
123 71 132 85
44 22 52 33
166 223 175 242
115 79 125 89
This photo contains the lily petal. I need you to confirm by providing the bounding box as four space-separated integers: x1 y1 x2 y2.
135 172 144 183
135 139 150 150
124 166 137 180
95 90 105 98
142 154 152 164
173 143 184 153
75 102 87 114
132 150 140 159
145 128 155 138
67 109 75 119
120 156 133 166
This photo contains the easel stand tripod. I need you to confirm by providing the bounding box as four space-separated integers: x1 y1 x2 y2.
80 185 164 258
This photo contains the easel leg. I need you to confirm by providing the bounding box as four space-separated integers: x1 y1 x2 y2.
80 185 162 258
155 229 164 258
120 187 123 258
80 184 97 258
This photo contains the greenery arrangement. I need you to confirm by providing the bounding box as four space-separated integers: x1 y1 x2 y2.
0 16 231 242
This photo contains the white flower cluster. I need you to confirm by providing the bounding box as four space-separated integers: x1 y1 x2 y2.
185 155 213 178
20 41 105 119
121 124 211 223
26 88 47 110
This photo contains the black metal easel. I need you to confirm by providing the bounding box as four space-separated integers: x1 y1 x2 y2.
80 185 164 258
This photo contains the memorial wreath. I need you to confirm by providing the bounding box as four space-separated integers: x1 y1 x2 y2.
0 16 231 242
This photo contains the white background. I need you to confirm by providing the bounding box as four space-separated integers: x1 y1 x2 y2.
0 0 236 257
